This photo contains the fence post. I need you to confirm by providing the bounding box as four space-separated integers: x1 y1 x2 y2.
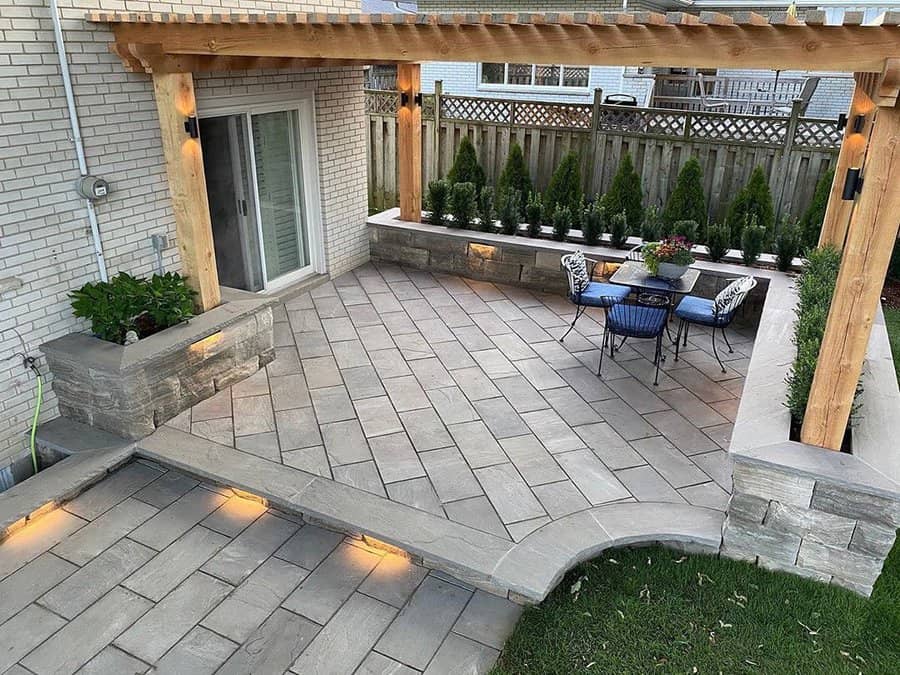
773 99 802 221
589 88 603 194
432 80 442 180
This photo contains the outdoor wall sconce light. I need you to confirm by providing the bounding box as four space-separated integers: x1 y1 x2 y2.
842 167 863 200
837 113 866 134
400 92 423 108
184 115 199 138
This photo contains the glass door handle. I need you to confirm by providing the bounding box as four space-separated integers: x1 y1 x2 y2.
239 199 248 217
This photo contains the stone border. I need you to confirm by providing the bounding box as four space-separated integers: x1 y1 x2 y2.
726 273 900 595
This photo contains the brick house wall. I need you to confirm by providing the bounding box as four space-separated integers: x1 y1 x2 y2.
0 0 366 474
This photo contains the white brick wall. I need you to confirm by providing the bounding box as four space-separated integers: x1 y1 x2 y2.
0 0 365 471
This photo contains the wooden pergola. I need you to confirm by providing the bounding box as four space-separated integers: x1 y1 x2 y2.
91 10 900 452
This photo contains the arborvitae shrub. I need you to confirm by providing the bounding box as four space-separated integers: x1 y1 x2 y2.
544 151 583 218
663 157 707 227
498 189 521 236
447 136 486 193
582 199 605 247
727 166 775 246
449 182 477 230
477 186 495 233
640 205 662 243
610 210 630 249
798 168 833 250
775 218 801 272
602 153 644 231
496 142 532 214
740 218 767 266
672 219 700 244
551 205 573 242
525 192 543 238
706 223 730 263
426 179 449 226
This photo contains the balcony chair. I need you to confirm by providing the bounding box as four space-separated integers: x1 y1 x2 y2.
598 297 668 386
774 76 820 116
696 73 729 111
673 276 758 372
560 250 630 342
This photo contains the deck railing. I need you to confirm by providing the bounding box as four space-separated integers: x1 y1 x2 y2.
649 74 808 115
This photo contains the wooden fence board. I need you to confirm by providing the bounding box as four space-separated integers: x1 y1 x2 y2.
365 90 840 221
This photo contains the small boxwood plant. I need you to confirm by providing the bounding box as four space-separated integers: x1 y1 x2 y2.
551 205 573 242
498 189 521 236
775 217 801 272
741 218 767 266
706 223 731 263
477 185 495 233
70 272 196 345
582 198 605 247
525 192 544 238
609 210 630 249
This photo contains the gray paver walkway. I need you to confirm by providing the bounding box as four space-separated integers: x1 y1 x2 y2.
0 463 521 674
167 263 754 539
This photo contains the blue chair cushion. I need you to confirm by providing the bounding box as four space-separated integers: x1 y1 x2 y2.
607 304 668 339
674 295 730 327
577 282 630 308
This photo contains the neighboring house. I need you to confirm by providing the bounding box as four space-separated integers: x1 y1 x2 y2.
418 1 900 119
0 0 367 479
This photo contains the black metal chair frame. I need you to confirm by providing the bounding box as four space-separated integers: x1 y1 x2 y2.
673 278 757 373
598 297 667 386
560 253 604 342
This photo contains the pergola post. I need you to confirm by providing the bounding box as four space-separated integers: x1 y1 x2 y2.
397 63 422 223
801 103 900 450
151 70 220 311
818 75 877 250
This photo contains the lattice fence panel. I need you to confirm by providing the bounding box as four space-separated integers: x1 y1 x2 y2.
441 96 511 123
366 90 399 115
598 107 686 136
513 101 592 129
793 118 843 149
689 113 788 145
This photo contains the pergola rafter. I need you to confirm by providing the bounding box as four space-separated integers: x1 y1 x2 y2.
88 11 900 452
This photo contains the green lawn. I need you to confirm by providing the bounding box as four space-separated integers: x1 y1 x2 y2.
493 542 900 674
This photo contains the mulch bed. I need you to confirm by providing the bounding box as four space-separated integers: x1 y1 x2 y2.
883 277 900 309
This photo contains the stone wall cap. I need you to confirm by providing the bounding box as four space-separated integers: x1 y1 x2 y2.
368 208 783 282
734 440 900 501
40 296 273 373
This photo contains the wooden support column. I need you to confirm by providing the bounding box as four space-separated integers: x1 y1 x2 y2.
397 63 422 223
151 70 220 311
818 75 877 250
802 105 900 450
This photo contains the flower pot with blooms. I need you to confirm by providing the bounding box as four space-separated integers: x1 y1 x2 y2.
642 236 695 280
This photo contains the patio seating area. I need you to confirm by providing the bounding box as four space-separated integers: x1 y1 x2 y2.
166 262 752 542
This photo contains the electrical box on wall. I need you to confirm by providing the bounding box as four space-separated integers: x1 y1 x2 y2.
75 176 110 201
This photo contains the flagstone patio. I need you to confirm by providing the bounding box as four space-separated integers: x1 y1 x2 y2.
167 262 754 544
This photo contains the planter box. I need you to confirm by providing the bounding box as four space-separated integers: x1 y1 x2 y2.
367 209 772 321
41 291 275 441
726 276 900 596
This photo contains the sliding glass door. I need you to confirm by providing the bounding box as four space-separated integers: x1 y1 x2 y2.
201 101 318 292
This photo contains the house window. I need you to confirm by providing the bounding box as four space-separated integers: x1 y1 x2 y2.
480 63 589 89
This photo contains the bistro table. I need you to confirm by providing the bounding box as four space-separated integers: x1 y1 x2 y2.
608 260 701 341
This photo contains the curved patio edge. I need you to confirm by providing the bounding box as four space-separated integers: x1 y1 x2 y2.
492 502 724 603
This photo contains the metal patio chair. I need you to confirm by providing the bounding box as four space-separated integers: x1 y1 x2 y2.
560 250 630 342
598 296 668 385
673 275 758 372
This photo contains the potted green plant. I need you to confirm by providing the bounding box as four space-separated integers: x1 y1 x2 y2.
642 235 695 280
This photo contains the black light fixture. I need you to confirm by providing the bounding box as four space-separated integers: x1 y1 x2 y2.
842 167 863 200
184 115 199 139
852 114 866 134
837 112 848 130
400 92 423 108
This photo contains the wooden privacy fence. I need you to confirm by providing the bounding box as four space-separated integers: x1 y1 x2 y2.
366 85 842 223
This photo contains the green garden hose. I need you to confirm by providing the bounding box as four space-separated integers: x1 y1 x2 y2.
28 370 43 475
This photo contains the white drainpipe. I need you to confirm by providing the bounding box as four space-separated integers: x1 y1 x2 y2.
49 0 108 282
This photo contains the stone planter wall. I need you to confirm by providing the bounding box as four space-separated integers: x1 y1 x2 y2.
726 276 900 596
41 293 275 441
367 209 773 323
723 443 900 595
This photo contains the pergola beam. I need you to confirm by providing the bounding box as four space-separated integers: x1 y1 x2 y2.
98 21 900 73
